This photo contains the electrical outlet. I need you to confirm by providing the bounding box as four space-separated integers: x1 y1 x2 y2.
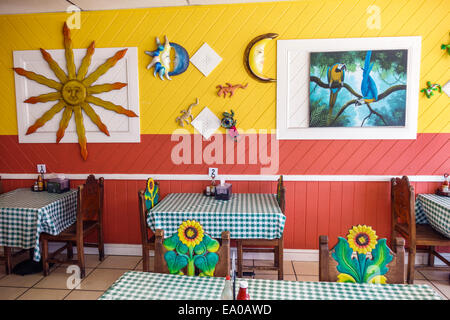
209 168 218 179
37 164 46 174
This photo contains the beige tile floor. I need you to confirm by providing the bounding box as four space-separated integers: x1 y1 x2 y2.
0 254 448 300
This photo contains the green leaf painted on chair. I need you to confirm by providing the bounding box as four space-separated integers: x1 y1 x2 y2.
332 237 361 283
194 242 206 255
176 241 189 255
164 251 188 275
163 234 180 251
194 252 219 277
194 234 219 255
364 239 393 283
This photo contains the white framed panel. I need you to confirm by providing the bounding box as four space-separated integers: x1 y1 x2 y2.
13 47 140 143
276 37 421 140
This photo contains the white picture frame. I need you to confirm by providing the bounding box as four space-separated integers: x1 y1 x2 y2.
276 36 421 140
13 47 140 143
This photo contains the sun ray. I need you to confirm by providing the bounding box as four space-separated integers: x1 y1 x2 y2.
14 68 62 90
40 48 67 83
74 105 88 160
82 49 128 87
24 92 61 104
63 22 76 79
81 102 110 136
56 105 73 143
85 95 138 117
26 100 65 135
77 41 95 80
87 82 127 94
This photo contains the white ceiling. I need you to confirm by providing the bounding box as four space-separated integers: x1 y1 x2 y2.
0 0 294 15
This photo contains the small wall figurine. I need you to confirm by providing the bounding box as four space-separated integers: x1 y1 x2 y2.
421 81 442 98
221 110 239 141
217 83 248 98
176 98 198 127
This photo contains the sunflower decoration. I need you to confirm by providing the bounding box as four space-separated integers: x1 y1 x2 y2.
332 225 393 284
163 220 220 276
14 22 138 160
178 220 205 248
347 225 378 255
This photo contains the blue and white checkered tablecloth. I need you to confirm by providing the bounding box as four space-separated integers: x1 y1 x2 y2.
415 194 450 238
99 271 443 300
0 188 78 261
147 193 285 239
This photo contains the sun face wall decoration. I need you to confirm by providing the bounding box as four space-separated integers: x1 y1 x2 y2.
13 23 138 160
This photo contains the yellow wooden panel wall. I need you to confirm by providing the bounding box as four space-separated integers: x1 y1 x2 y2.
0 0 448 135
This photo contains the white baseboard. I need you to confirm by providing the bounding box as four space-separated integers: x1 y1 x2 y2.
49 243 450 266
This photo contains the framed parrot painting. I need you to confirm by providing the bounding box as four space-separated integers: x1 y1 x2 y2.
276 36 421 140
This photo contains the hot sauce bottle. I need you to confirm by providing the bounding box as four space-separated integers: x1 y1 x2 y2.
236 281 250 300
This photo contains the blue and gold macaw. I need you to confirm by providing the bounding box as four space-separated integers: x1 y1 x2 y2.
358 50 378 105
327 63 347 109
144 178 159 209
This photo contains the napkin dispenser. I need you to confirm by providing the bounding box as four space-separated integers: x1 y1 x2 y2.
47 178 70 193
215 179 232 201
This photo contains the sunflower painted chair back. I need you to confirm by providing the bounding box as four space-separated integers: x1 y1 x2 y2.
319 225 406 284
154 220 230 277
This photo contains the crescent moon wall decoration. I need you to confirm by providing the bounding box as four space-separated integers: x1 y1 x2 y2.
244 33 278 83
169 42 190 77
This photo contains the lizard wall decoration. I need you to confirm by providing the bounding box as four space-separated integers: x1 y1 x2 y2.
216 83 248 98
176 98 199 127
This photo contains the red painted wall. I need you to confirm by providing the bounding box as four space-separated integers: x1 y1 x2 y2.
1 178 444 251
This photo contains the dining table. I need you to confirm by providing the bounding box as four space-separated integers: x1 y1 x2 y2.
0 188 78 262
415 194 450 238
147 193 285 240
99 271 443 300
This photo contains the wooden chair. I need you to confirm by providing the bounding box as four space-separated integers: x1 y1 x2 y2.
0 176 11 274
236 176 286 280
40 175 105 278
154 223 230 277
319 234 406 284
137 186 158 272
391 176 450 284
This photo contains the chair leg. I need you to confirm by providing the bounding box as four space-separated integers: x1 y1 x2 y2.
98 226 105 261
274 246 279 268
41 239 49 276
278 238 284 281
4 247 12 275
77 239 86 279
428 246 435 267
142 247 149 272
237 240 243 278
67 242 73 260
407 247 416 284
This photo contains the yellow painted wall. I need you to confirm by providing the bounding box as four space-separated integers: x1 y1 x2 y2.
0 0 448 135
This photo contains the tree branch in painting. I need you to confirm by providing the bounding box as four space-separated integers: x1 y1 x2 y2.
309 76 406 126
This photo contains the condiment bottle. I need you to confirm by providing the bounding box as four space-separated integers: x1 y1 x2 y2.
442 173 449 192
236 281 250 300
37 175 43 191
220 275 233 300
